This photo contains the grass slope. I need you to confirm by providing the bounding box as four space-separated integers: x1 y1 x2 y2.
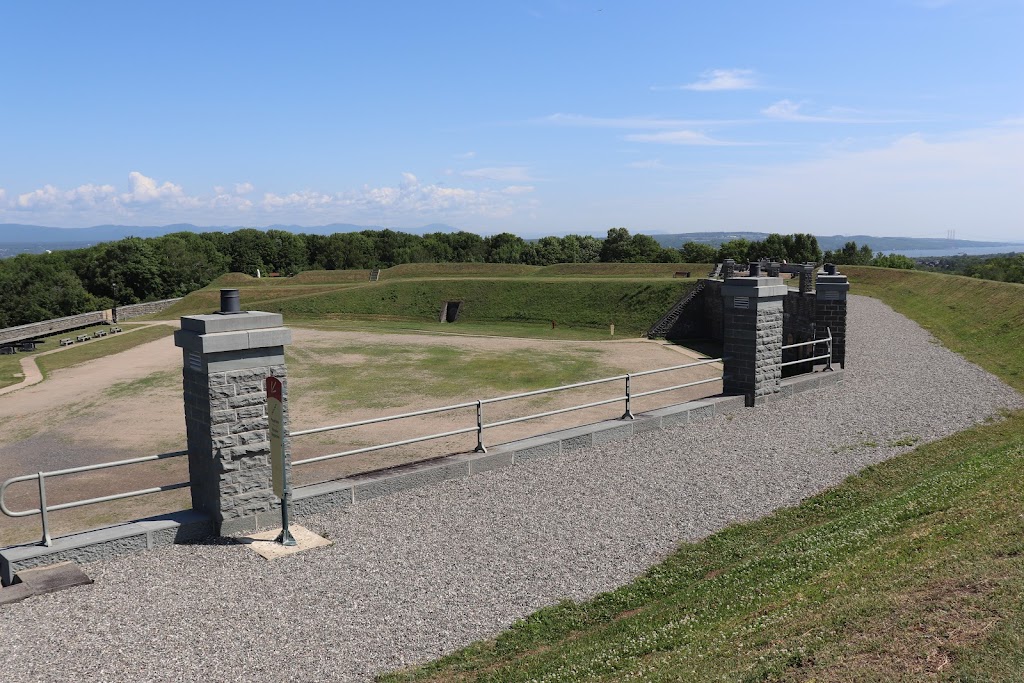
275 279 693 335
381 270 1024 682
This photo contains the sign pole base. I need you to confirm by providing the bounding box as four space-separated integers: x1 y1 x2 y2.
275 493 298 547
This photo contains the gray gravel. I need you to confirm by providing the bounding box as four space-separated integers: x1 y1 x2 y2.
3 294 1022 682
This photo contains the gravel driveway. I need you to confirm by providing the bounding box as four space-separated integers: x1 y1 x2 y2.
3 294 1022 682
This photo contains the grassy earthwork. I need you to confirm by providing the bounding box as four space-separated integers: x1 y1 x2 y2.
156 263 710 338
380 267 1024 682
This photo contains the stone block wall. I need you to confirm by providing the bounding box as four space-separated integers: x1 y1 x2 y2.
723 298 783 403
0 310 109 346
183 360 288 534
815 297 847 368
115 298 182 322
782 291 817 376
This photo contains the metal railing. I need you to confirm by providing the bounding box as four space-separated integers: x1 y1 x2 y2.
1 450 189 547
780 327 833 371
290 357 724 467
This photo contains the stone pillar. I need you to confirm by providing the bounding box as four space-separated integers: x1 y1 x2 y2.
174 305 292 536
722 276 787 406
798 264 815 294
766 262 780 278
722 259 736 280
815 272 850 368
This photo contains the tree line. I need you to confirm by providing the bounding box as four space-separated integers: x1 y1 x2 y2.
0 227 826 328
821 240 915 270
915 252 1024 284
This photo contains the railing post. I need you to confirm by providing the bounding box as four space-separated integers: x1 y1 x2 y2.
826 328 834 372
474 400 486 453
37 472 52 547
621 374 635 420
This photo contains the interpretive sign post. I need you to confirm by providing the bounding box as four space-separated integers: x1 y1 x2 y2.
266 376 296 546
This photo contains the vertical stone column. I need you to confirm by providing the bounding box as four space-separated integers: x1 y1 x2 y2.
798 264 815 294
722 259 736 280
722 276 788 406
814 272 850 368
174 307 292 536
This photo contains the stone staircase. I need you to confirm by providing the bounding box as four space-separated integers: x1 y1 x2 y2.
647 279 707 339
369 269 381 282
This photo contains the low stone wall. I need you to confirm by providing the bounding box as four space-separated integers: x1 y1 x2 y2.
115 298 182 322
0 310 111 346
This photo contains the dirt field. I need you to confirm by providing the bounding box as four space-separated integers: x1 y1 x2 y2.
0 324 721 545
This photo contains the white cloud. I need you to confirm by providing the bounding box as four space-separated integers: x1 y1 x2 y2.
687 120 1024 237
666 68 757 92
624 130 750 146
1 171 535 225
119 171 198 207
762 99 919 124
543 113 745 128
16 183 118 210
501 185 535 195
461 166 534 182
0 188 6 203
454 151 476 159
627 159 667 170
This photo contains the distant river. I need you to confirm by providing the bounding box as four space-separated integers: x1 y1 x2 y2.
888 246 1023 258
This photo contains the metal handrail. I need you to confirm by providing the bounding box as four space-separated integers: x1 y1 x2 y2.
0 450 188 547
290 357 724 466
780 328 833 371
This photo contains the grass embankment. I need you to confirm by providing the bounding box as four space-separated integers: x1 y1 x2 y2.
277 279 693 336
382 270 1024 682
0 324 168 389
37 324 176 376
0 355 22 390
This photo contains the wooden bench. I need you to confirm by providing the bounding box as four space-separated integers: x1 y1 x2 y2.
110 327 122 333
93 330 107 338
60 338 74 346
76 334 90 342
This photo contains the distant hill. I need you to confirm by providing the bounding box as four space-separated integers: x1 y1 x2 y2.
649 231 1023 253
1 223 1020 257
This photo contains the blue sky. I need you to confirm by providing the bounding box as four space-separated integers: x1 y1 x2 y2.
1 1 1022 240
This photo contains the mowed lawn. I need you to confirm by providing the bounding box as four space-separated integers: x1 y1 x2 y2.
382 269 1024 683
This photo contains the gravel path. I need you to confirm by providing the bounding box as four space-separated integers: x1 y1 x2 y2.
3 295 1022 682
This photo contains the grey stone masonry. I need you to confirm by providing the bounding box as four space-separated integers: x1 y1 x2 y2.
174 311 292 536
815 273 850 368
798 264 816 294
722 259 736 280
721 276 787 406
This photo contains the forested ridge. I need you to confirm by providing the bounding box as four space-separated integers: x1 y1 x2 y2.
0 227 826 328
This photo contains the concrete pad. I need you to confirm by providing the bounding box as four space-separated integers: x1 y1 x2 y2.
238 525 333 560
14 561 93 596
0 582 36 605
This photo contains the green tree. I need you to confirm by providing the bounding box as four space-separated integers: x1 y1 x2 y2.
678 241 718 263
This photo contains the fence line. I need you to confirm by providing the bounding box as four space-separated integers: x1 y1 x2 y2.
0 450 188 547
290 357 724 466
